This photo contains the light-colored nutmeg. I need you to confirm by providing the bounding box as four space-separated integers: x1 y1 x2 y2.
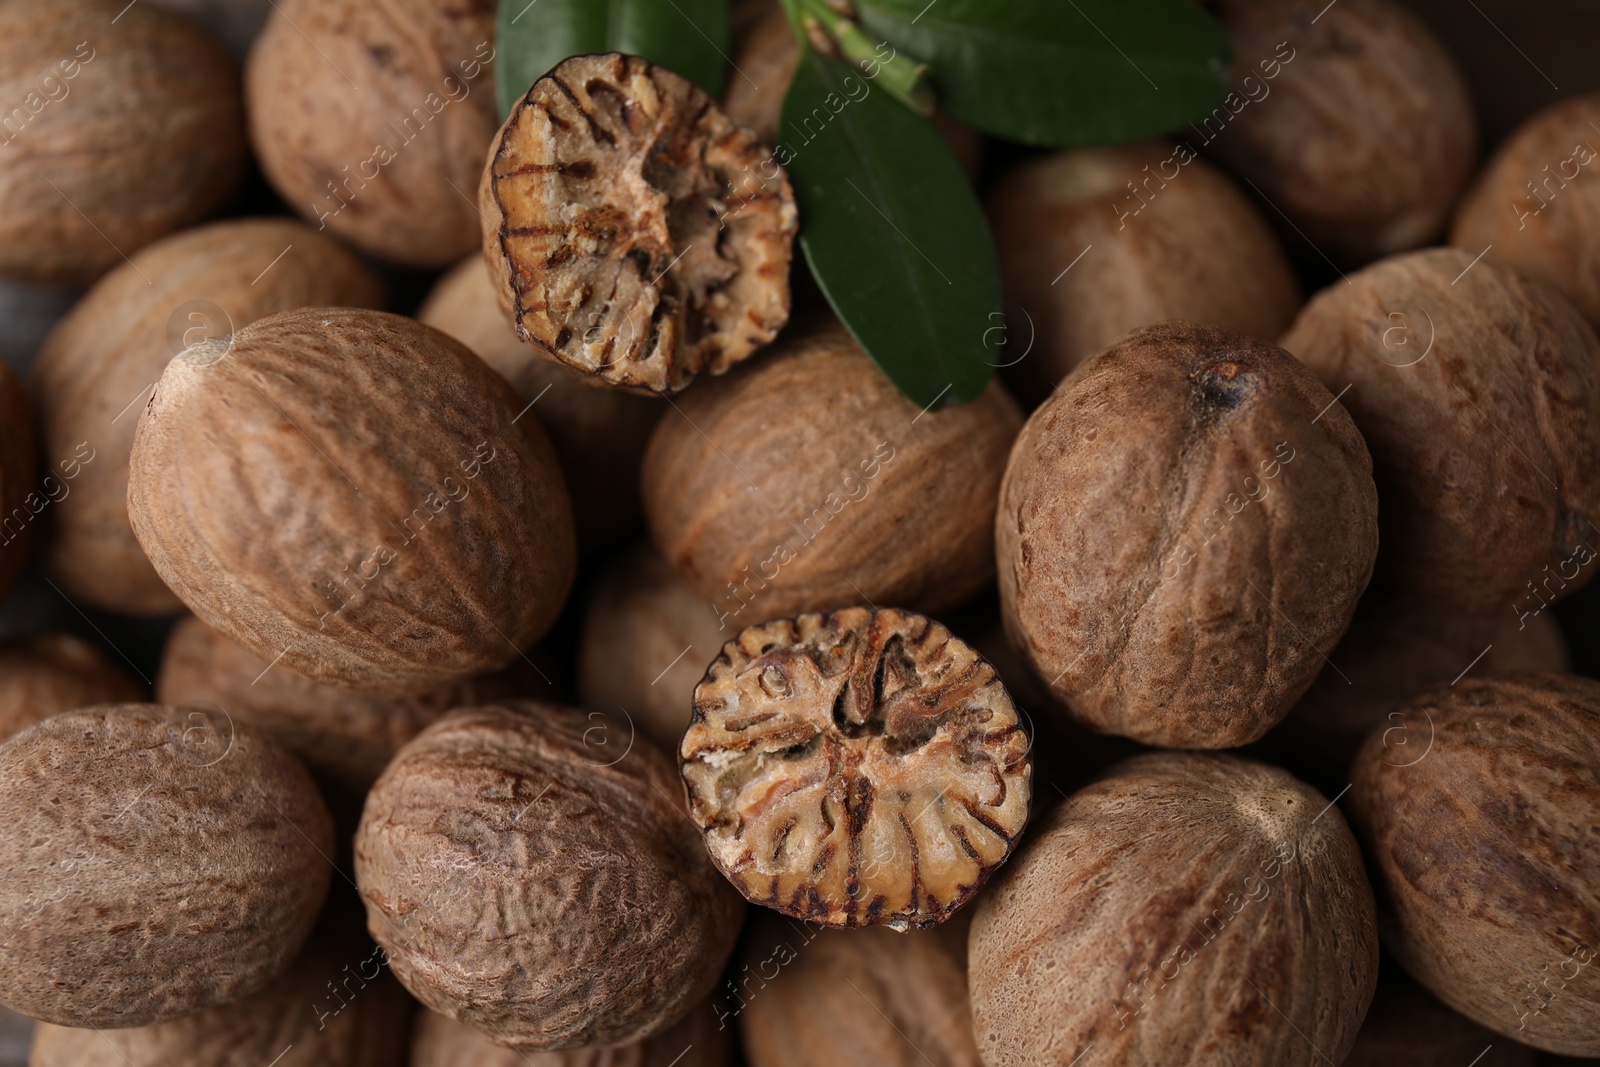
33 218 383 615
246 0 498 267
644 320 1020 624
0 0 245 286
128 307 576 694
0 705 332 1029
969 753 1378 1067
0 633 142 743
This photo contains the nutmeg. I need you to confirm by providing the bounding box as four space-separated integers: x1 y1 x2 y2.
682 607 1032 930
578 541 726 752
969 753 1378 1066
127 307 576 693
1280 248 1600 616
0 634 142 742
1206 0 1476 265
33 218 383 615
246 0 497 267
1349 673 1600 1056
0 704 333 1028
481 53 797 396
419 257 663 550
0 0 245 286
1452 93 1600 334
997 321 1377 748
988 143 1301 401
0 360 34 602
410 998 733 1066
644 320 1021 624
354 704 744 1051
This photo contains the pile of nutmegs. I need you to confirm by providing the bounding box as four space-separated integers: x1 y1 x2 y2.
0 0 1595 1064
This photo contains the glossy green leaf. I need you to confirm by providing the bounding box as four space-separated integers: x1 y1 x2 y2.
856 0 1232 147
494 0 731 120
781 47 999 409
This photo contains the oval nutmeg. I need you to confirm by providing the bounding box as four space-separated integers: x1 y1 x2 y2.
0 704 333 1029
969 753 1378 1067
411 999 733 1067
682 607 1032 930
996 320 1378 748
0 634 143 743
127 307 576 693
480 52 798 396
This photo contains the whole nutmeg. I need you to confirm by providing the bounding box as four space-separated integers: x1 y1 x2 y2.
0 704 333 1028
681 607 1032 929
0 361 34 601
1343 967 1539 1067
128 307 576 693
738 917 981 1067
644 321 1021 623
1206 0 1476 265
246 0 497 267
969 753 1378 1066
578 541 726 752
410 998 733 1067
0 0 245 286
481 53 797 395
0 633 142 742
988 143 1301 400
354 704 744 1051
419 257 663 550
1280 248 1600 616
28 935 412 1066
1348 673 1600 1056
997 321 1377 748
1452 93 1600 333
33 217 384 615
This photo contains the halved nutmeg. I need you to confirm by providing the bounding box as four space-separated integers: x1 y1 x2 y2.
681 607 1032 930
480 53 797 396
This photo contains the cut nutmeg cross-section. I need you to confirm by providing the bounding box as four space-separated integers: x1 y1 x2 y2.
681 607 1032 930
481 53 798 396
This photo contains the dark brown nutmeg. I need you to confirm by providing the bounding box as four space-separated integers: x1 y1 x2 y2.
354 704 744 1052
644 321 1021 624
1280 248 1600 616
1348 673 1600 1057
481 53 798 396
0 0 245 286
1452 93 1600 334
682 607 1032 930
997 321 1378 748
410 998 733 1067
127 307 576 694
0 634 143 743
246 0 498 267
969 753 1378 1067
419 256 663 550
988 143 1301 401
0 705 332 1028
33 218 384 615
1342 966 1539 1067
0 360 34 602
1206 0 1476 265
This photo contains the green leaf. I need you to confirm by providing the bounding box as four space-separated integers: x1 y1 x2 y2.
494 0 731 120
781 47 999 409
855 0 1232 147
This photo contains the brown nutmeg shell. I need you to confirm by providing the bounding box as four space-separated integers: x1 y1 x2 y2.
33 217 384 616
0 704 333 1028
410 997 733 1067
0 634 143 743
354 704 744 1052
128 307 576 694
644 321 1021 623
969 753 1378 1067
1348 673 1600 1056
997 321 1378 748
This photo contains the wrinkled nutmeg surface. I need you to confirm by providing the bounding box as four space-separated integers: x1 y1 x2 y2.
682 607 1031 930
0 634 143 743
1349 673 1600 1056
0 705 333 1028
997 321 1378 748
127 307 576 693
481 53 797 395
1281 248 1600 616
969 753 1378 1067
355 704 744 1051
411 999 733 1067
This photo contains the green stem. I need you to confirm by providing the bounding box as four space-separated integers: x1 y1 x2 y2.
787 0 935 116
